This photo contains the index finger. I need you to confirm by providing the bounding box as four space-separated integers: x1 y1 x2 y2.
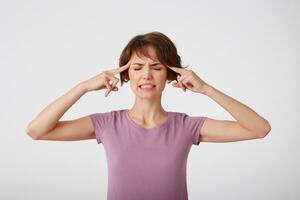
109 61 131 75
166 65 185 75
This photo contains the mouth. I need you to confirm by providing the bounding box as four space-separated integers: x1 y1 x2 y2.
138 84 156 89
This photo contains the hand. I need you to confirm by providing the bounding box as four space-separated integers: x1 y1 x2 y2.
167 66 209 94
81 61 131 97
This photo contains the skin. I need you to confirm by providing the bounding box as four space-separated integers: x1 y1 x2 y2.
26 44 271 142
126 46 170 128
104 45 271 140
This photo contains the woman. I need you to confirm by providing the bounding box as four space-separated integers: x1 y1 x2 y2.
26 31 271 200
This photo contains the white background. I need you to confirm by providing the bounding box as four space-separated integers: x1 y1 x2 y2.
1 0 299 199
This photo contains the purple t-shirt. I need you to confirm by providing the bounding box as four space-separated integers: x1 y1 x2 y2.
89 109 206 200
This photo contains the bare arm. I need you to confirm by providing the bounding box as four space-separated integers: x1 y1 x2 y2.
202 84 271 137
26 61 131 140
26 83 88 139
167 65 271 143
199 84 271 143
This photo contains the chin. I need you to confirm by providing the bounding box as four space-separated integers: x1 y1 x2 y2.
137 92 163 100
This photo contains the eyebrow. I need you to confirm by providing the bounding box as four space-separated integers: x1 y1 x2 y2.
132 62 162 66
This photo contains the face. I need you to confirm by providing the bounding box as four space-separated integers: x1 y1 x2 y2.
128 46 168 100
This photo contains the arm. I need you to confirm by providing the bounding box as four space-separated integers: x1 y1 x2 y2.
26 83 90 140
199 84 271 143
167 65 271 143
26 61 131 141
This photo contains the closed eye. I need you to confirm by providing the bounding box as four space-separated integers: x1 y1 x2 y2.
133 68 162 71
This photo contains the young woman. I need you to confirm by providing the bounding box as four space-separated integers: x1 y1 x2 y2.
26 31 271 200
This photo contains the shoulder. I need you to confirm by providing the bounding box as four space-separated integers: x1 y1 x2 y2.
169 111 206 126
167 111 188 126
169 111 193 120
89 109 126 122
91 109 125 116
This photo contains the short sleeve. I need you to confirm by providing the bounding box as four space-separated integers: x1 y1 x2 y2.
183 114 207 145
89 112 112 144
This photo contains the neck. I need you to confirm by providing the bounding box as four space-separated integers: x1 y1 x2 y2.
129 96 167 121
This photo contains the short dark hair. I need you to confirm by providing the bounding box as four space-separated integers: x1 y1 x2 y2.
119 31 188 86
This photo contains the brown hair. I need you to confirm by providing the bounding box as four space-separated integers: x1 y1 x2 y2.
119 31 188 86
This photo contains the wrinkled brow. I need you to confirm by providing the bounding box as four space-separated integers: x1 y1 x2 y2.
132 62 162 66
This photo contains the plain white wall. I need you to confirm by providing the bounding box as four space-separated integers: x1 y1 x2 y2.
1 0 299 199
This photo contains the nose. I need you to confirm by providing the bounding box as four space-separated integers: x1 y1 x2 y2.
142 67 153 79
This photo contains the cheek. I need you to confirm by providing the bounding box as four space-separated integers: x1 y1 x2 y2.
128 69 135 81
157 73 168 88
128 71 139 88
128 71 137 82
159 70 168 81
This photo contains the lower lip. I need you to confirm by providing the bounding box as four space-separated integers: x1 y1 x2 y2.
139 86 156 91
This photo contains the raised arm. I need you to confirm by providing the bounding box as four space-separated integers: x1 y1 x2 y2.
167 65 271 143
199 85 271 142
26 83 92 140
26 61 131 141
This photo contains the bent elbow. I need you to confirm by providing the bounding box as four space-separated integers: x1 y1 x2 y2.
259 121 272 138
26 126 40 140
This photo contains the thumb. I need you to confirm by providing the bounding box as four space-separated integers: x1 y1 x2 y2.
172 82 181 88
113 87 118 91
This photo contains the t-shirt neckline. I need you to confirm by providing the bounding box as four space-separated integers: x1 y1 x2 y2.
125 109 170 132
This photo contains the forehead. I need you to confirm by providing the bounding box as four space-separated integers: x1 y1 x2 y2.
130 45 159 62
